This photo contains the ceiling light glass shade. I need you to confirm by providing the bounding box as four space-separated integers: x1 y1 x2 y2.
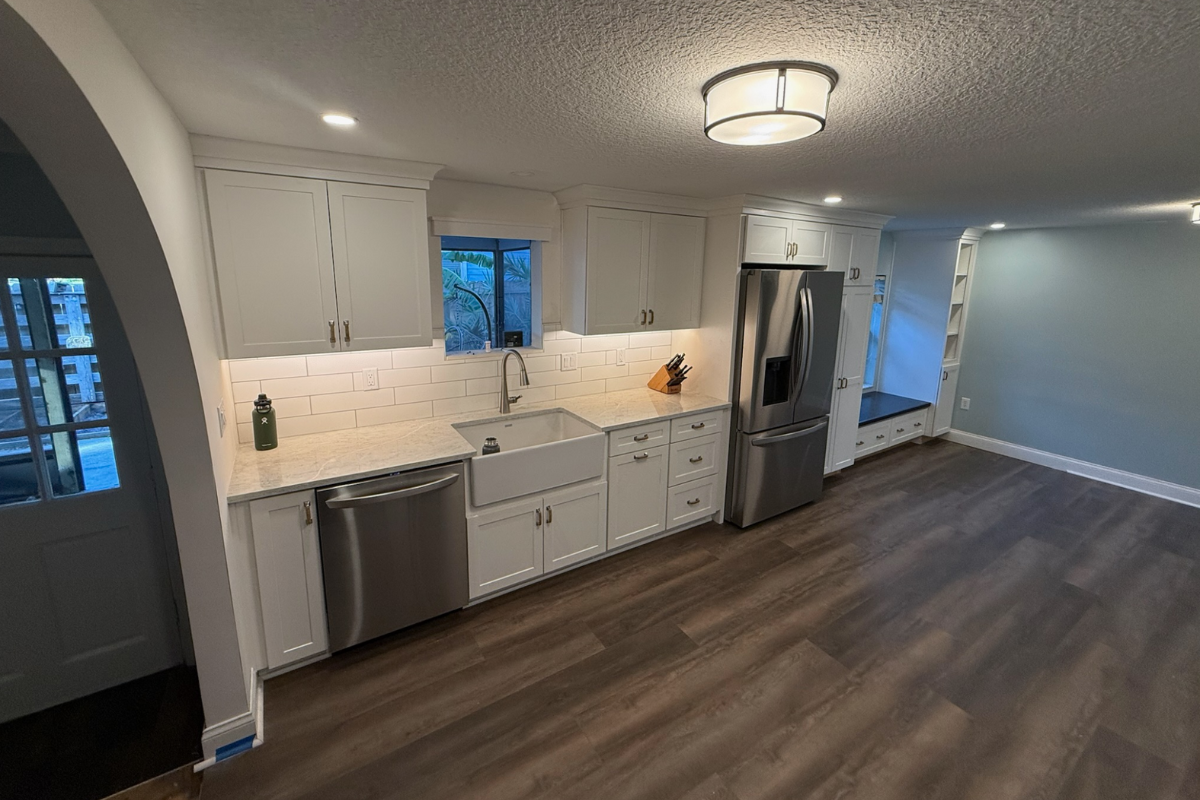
703 62 838 145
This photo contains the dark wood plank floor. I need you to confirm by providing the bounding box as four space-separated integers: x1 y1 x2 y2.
203 440 1200 800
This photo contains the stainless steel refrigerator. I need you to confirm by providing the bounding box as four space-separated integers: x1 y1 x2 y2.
726 267 844 528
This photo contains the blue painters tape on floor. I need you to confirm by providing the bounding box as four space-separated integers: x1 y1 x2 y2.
215 734 256 761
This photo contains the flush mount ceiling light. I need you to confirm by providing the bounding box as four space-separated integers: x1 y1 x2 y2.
824 195 843 204
989 222 1006 229
1192 203 1200 224
702 61 838 146
321 113 357 127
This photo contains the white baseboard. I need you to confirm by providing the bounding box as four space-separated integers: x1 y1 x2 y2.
945 429 1200 508
196 673 263 768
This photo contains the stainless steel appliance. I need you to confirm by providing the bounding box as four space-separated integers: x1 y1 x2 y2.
727 267 844 527
317 463 468 651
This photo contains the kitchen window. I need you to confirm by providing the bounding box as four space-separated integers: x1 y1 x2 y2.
440 236 534 355
862 275 887 391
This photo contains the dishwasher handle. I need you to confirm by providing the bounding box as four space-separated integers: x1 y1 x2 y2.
324 473 460 509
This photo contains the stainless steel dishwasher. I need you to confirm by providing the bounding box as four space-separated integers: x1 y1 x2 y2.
317 462 468 652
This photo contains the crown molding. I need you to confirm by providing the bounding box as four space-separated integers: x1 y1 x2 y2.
705 193 892 229
430 216 554 241
191 136 444 189
553 184 710 216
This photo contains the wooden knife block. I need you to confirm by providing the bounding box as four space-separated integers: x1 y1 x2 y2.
647 365 681 394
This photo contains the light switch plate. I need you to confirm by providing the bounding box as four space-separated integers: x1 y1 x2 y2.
960 397 971 409
561 353 577 370
364 367 379 390
216 400 227 437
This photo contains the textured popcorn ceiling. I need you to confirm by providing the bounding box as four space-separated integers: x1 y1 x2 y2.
93 0 1200 228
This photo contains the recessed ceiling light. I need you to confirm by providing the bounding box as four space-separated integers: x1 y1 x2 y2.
824 195 843 204
510 171 535 178
702 61 838 146
989 222 1006 229
321 113 357 127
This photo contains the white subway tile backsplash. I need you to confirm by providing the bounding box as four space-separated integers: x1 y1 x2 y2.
627 359 661 377
576 352 606 368
231 381 261 404
305 351 392 376
229 356 307 383
310 388 396 414
581 334 628 352
394 382 465 404
356 401 433 427
540 338 581 355
233 396 311 424
465 377 502 395
511 386 557 405
433 394 498 416
504 354 558 374
377 366 433 389
651 345 673 360
277 411 356 439
582 364 629 382
554 380 607 399
392 347 453 368
624 347 653 362
605 374 652 392
525 370 582 388
431 361 498 383
628 331 672 348
261 373 353 399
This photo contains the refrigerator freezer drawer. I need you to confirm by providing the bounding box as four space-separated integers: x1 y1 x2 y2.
727 418 829 528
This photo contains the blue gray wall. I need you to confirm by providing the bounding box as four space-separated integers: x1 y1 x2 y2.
955 221 1200 490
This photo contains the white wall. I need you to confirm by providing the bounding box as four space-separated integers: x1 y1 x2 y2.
0 0 250 753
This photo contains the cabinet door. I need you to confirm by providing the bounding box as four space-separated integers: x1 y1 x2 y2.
250 490 328 669
607 446 669 549
585 207 651 334
932 364 960 435
826 285 874 473
205 170 339 358
646 213 705 329
847 229 881 286
328 182 432 351
790 221 831 265
742 215 792 264
468 498 544 598
544 482 607 574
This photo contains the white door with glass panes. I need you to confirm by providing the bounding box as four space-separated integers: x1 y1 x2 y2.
0 257 181 723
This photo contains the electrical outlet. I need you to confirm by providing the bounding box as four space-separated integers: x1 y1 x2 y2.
616 348 626 365
960 397 971 410
216 400 227 437
364 367 379 390
561 353 577 370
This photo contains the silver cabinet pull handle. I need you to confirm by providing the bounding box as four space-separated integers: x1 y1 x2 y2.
914 421 922 427
329 320 337 345
943 370 949 380
343 320 351 343
303 500 313 525
856 441 864 447
689 455 704 463
633 433 650 442
545 506 552 524
648 309 654 325
897 427 906 433
633 453 649 461
691 422 705 430
876 434 886 440
536 508 542 527
641 310 647 325
687 498 701 506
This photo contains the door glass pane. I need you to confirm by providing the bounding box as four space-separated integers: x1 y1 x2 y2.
0 435 39 505
0 360 25 432
6 277 94 350
42 426 119 497
24 356 107 425
0 307 8 351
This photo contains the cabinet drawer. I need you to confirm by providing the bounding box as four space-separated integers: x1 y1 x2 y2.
609 420 670 456
855 421 891 457
667 477 718 529
670 411 724 442
889 410 928 444
668 433 720 486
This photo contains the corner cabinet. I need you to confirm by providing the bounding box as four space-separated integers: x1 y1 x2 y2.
203 169 432 358
561 206 705 335
248 490 328 669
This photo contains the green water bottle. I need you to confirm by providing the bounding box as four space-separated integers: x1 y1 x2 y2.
253 394 278 451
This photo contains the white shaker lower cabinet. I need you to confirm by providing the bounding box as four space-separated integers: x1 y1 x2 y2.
467 498 544 599
607 446 670 548
249 490 328 669
932 364 960 435
543 482 608 574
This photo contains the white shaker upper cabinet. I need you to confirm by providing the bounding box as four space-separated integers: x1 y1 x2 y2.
829 226 881 287
583 207 652 335
205 171 339 358
328 182 433 351
646 213 706 330
742 216 831 266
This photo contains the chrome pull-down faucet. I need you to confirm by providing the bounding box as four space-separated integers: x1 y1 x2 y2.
500 349 529 413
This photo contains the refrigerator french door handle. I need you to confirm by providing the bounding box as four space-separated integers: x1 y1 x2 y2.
800 286 815 394
751 419 828 446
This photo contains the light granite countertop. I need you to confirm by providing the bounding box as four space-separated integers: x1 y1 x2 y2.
226 388 730 503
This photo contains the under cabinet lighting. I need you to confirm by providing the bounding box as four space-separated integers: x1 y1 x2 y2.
321 113 357 127
702 61 838 146
824 196 843 204
989 222 1006 229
